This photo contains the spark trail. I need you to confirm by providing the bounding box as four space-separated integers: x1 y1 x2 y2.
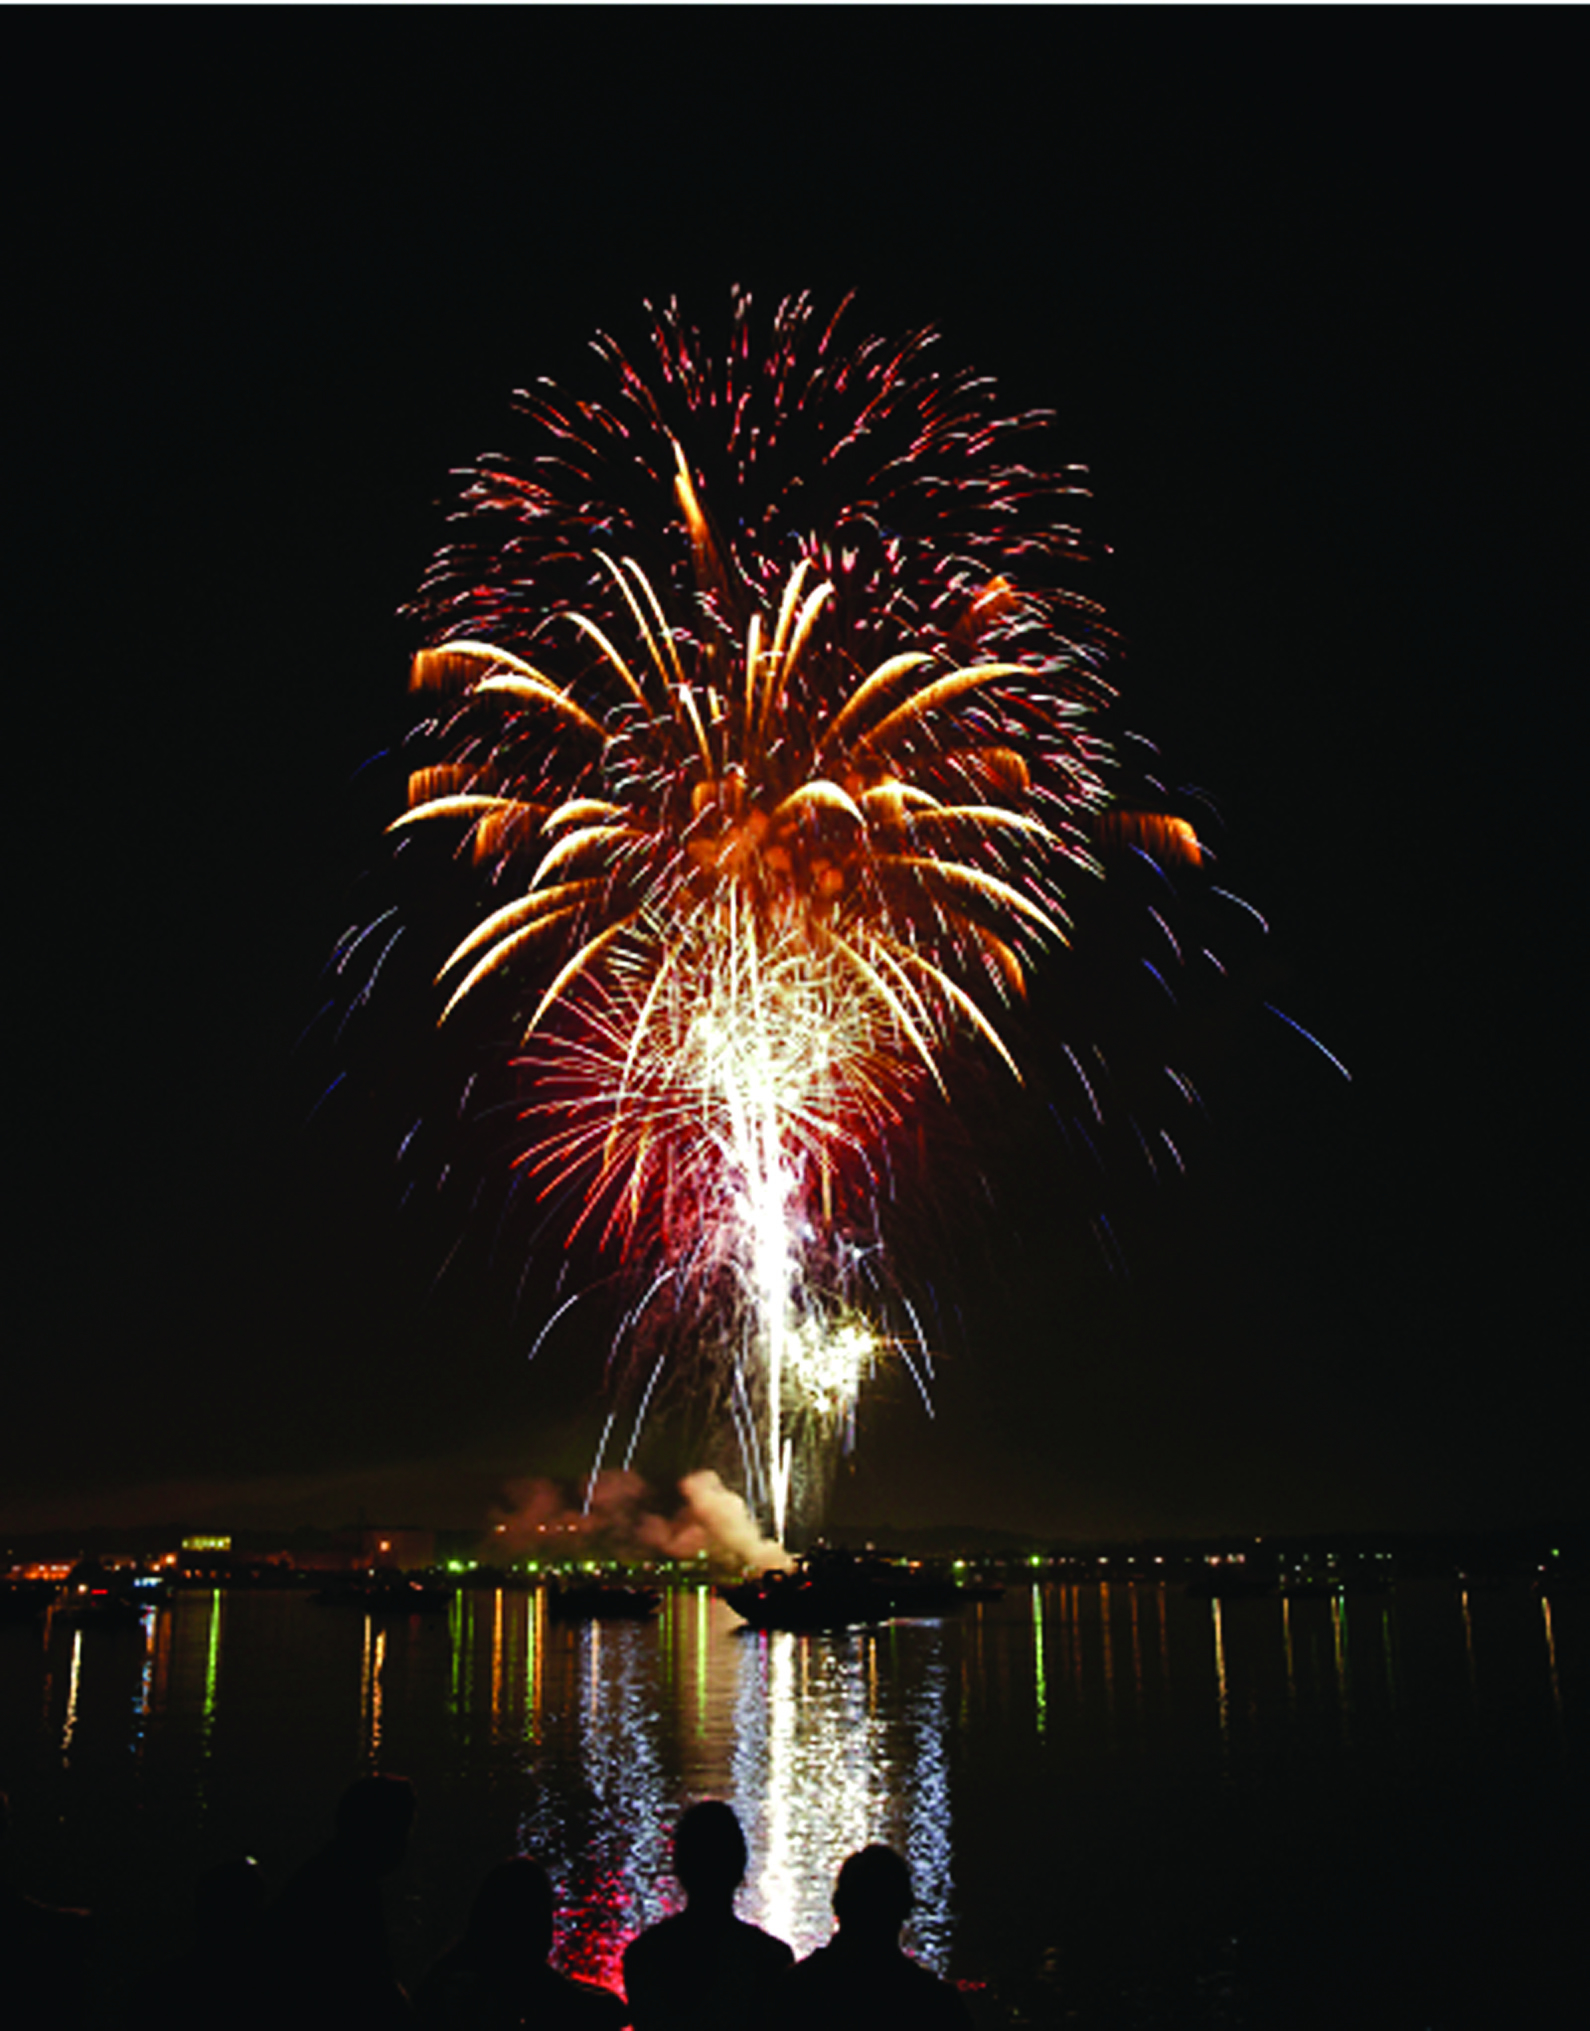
391 292 1196 1543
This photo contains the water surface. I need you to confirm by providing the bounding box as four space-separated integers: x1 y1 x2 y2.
2 1577 1580 2024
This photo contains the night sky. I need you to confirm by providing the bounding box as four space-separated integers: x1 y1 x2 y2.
9 13 1579 1543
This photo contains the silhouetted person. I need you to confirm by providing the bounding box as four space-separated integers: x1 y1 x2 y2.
417 1856 626 2029
0 1789 95 2029
267 1772 417 2028
776 1845 973 2030
124 1854 268 2029
622 1802 791 2030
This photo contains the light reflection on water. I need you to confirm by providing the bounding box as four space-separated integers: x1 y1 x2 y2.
2 1576 1580 2012
732 1621 954 1968
60 1627 83 1762
494 1596 956 1985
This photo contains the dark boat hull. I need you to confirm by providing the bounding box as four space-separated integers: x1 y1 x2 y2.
722 1554 967 1631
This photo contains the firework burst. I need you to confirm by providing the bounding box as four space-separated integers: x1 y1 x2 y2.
392 292 1191 1541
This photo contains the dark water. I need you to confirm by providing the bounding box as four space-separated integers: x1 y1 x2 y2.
2 1578 1582 2025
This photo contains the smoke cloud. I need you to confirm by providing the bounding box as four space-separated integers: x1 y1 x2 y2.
645 1472 797 1571
490 1468 795 1572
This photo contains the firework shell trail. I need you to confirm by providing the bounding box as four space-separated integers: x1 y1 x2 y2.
390 291 1193 1544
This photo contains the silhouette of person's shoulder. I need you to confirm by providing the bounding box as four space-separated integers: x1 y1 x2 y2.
623 1910 792 2028
624 1908 793 1980
779 1938 974 2030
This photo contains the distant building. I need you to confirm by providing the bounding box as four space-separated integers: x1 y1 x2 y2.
178 1536 237 1580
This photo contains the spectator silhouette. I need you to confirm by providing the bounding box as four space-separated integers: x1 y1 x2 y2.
266 1772 417 2028
776 1845 972 2029
123 1854 268 2029
622 1801 791 2030
0 1789 95 2030
417 1856 626 2029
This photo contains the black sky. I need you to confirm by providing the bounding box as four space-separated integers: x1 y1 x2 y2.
8 10 1580 1541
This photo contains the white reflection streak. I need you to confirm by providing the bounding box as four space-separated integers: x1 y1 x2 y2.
735 1632 876 1954
61 1629 84 1762
587 1619 601 1725
758 1634 802 1948
528 1623 671 1992
733 1624 953 1968
902 1638 952 1972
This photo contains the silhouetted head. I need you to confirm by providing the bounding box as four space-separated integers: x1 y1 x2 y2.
833 1845 913 1942
672 1801 747 1901
465 1857 555 1965
334 1773 416 1874
194 1856 265 1949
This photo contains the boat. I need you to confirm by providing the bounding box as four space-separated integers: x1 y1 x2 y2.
721 1549 967 1631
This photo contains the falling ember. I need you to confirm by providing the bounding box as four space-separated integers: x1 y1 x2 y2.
391 291 1195 1544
